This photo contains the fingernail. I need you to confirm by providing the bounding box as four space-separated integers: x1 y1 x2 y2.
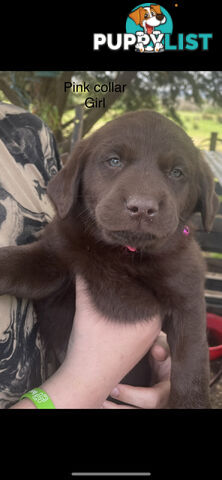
110 387 120 398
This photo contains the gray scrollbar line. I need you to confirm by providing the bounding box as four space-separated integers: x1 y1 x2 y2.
71 473 151 477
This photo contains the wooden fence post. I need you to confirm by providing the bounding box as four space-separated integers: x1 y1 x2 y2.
210 132 218 151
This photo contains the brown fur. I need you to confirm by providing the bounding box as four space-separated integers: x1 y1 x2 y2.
0 111 219 407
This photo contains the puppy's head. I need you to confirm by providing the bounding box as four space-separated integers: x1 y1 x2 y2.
129 5 166 33
48 111 219 251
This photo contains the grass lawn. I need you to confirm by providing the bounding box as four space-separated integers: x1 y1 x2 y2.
178 110 222 152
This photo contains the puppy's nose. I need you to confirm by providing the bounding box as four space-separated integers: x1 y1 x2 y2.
126 197 159 218
156 13 164 20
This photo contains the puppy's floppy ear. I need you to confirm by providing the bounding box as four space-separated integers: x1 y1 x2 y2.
195 151 219 232
129 7 143 25
151 5 162 15
47 140 85 219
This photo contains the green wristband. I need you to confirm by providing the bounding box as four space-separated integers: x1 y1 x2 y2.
20 388 56 409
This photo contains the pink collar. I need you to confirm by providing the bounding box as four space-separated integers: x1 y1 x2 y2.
126 225 190 252
183 225 190 236
126 245 137 252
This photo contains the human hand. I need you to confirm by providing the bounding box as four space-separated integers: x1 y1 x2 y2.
13 276 164 409
58 275 162 408
102 331 171 409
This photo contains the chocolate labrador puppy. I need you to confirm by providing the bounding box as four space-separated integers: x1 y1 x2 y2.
0 110 218 408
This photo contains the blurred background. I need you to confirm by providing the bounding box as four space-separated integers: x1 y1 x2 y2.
0 70 222 154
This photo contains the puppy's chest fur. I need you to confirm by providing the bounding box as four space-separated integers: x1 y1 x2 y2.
62 234 195 325
84 256 178 321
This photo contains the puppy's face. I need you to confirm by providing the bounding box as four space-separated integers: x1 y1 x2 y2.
142 6 166 30
82 112 197 250
48 111 219 252
129 5 166 34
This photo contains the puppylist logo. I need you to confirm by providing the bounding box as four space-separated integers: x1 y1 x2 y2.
126 3 172 52
93 3 213 53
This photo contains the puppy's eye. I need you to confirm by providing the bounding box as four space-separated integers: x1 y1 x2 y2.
151 11 155 16
107 157 122 168
144 13 149 18
169 168 183 178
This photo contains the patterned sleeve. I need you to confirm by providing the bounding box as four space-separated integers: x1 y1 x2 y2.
0 102 62 408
